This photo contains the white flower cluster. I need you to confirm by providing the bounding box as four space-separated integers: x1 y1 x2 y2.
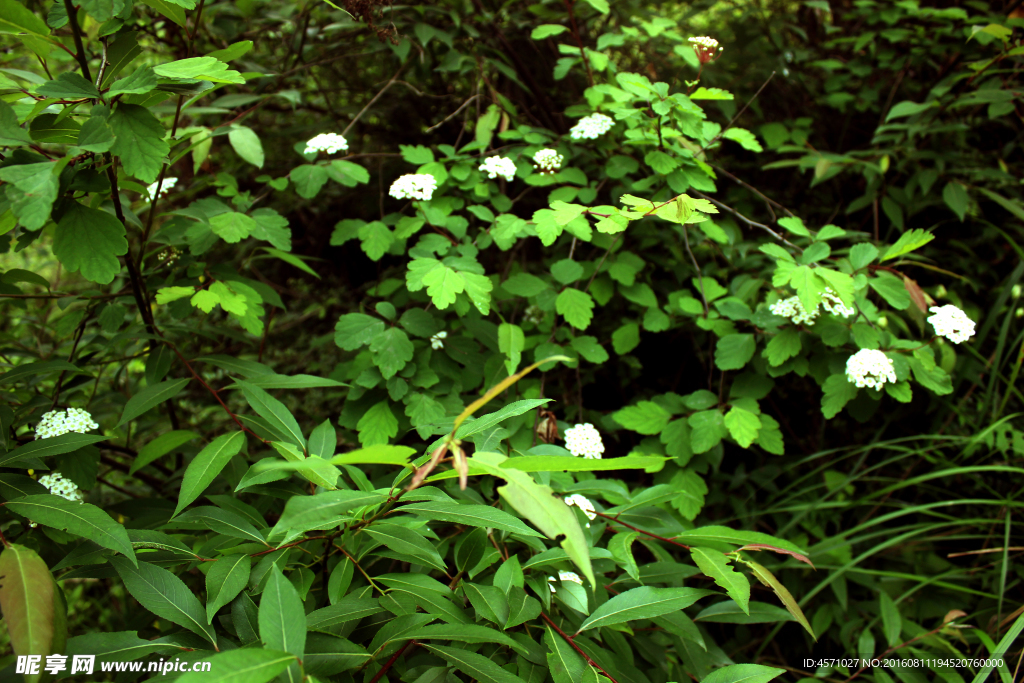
688 36 720 49
430 331 447 350
564 493 596 528
524 305 544 325
569 113 614 140
389 174 438 201
548 571 584 592
144 177 177 202
770 288 854 325
845 349 897 390
35 408 99 440
563 423 604 459
303 133 348 155
478 156 517 182
533 149 564 174
38 472 84 503
927 305 976 344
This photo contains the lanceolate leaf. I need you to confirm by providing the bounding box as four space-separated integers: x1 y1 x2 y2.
0 544 58 667
172 648 296 683
6 496 135 565
259 565 306 683
702 664 785 683
173 431 246 516
690 547 750 614
576 586 714 632
205 554 251 623
111 559 217 646
117 378 190 427
745 559 815 640
399 501 543 537
237 381 305 449
420 643 527 683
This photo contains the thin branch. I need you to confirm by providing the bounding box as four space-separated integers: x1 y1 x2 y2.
541 613 620 682
426 94 481 133
342 63 405 138
692 191 803 251
700 71 775 153
368 640 417 683
711 164 795 217
563 0 594 87
63 0 92 83
595 511 692 550
682 226 709 318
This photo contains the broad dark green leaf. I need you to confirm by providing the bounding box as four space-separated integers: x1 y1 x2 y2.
111 558 217 645
421 643 528 683
205 554 251 623
577 586 714 632
400 501 543 537
237 381 305 449
118 378 190 427
6 496 135 564
108 103 170 183
53 202 128 284
174 432 246 516
174 649 296 683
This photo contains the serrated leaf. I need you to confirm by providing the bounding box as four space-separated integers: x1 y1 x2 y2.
334 313 385 350
821 373 858 418
880 228 934 261
153 56 244 83
764 328 801 367
205 554 250 623
612 401 671 435
106 66 157 96
555 288 594 330
715 334 756 371
52 202 127 285
724 407 761 448
0 162 58 231
37 72 100 99
690 547 750 613
289 164 328 198
849 243 879 270
356 400 397 446
108 104 169 183
722 128 763 152
369 327 414 380
688 410 726 454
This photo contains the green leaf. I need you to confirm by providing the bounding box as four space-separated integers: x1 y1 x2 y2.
473 452 594 589
271 490 385 538
172 506 266 545
821 373 858 419
722 128 763 152
0 100 33 146
153 56 245 83
106 66 157 96
290 164 329 198
0 433 105 468
724 407 761 448
422 263 465 310
688 410 726 454
131 430 199 474
690 547 750 614
111 559 217 646
357 400 398 446
690 87 734 100
868 271 910 310
358 221 394 262
173 650 296 683
209 212 256 243
77 115 116 153
612 401 671 435
228 125 264 168
420 643 527 683
849 243 879 270
571 335 608 363
108 104 169 184
0 162 58 230
942 181 968 222
399 144 434 164
400 501 542 537
777 216 810 236
364 523 447 572
0 0 51 35
500 454 665 473
206 554 251 623
880 228 934 262
260 565 306 666
500 272 548 297
764 328 801 367
237 381 305 449
330 444 415 466
546 625 586 683
531 24 569 39
556 288 595 330
885 100 935 121
702 664 785 683
370 327 414 380
173 432 246 516
715 334 756 371
6 496 135 564
609 531 640 580
0 544 61 671
406 624 525 655
334 313 385 350
475 104 501 150
550 258 584 284
52 202 128 285
579 0 609 12
37 72 100 99
746 560 815 640
118 378 190 427
498 323 525 374
577 586 714 632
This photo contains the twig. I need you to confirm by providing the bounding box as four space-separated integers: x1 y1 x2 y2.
368 640 417 683
563 0 594 87
700 72 775 153
425 94 481 133
250 535 325 556
692 191 803 251
682 226 709 318
63 0 92 83
595 511 692 550
541 613 620 682
342 63 405 138
711 164 795 217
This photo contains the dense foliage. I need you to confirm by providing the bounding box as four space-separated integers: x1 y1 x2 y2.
0 1 1022 683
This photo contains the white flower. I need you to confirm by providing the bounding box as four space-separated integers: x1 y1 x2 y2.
564 493 596 527
144 177 177 202
547 576 557 593
430 331 447 350
533 149 564 174
478 156 517 181
688 36 724 64
35 408 99 440
389 173 438 201
845 349 896 390
769 296 819 326
770 288 853 325
927 305 975 344
38 471 84 503
563 423 604 459
569 113 614 140
303 132 348 155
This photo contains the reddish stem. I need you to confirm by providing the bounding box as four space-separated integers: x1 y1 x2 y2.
541 613 620 683
250 535 327 557
368 640 417 683
594 511 691 550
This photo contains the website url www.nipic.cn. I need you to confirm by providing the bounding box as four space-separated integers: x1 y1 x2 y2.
16 655 212 676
